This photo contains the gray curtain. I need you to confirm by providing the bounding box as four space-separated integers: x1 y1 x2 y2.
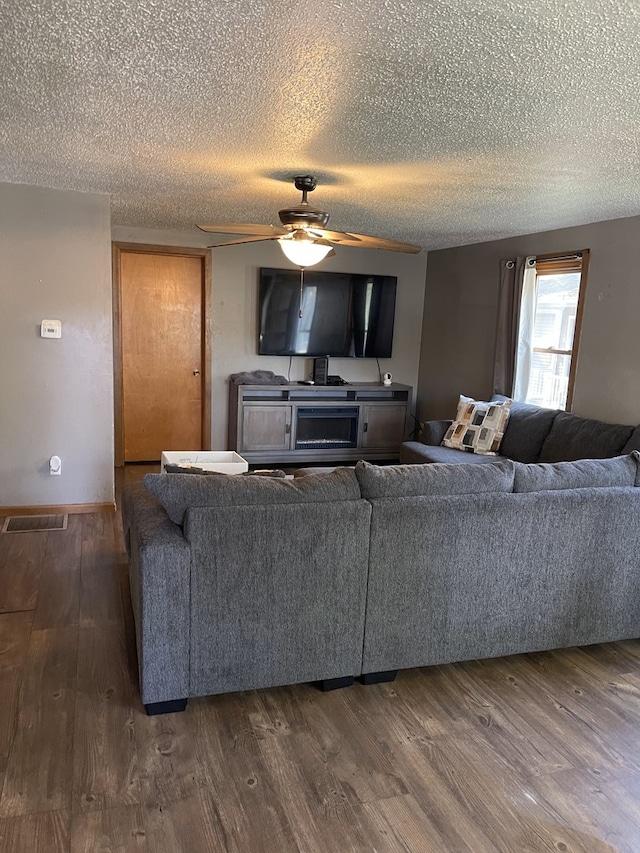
492 256 526 396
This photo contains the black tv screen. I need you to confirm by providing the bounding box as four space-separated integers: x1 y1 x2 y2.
258 268 397 357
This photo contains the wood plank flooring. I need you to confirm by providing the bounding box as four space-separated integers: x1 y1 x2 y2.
1 485 640 850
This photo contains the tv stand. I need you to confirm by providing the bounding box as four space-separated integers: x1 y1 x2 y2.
228 382 412 465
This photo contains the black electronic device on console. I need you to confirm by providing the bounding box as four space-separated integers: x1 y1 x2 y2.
326 375 348 385
312 356 329 385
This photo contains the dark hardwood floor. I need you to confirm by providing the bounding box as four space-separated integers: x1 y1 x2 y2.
1 475 640 851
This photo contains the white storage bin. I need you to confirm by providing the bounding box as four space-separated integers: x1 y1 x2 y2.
161 451 249 474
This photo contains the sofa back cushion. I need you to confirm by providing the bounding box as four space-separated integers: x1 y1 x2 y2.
622 425 640 454
513 453 639 493
538 411 634 463
144 467 361 525
491 395 558 463
355 459 515 499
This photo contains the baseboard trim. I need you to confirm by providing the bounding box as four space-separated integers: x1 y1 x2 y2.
0 502 115 517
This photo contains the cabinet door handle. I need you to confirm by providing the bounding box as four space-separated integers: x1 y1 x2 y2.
285 422 291 434
363 422 368 432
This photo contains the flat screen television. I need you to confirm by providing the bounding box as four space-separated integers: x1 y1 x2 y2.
258 267 397 357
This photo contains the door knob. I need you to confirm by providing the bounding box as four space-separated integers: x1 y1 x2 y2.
193 370 200 376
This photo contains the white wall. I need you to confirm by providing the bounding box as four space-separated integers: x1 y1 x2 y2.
418 213 640 425
112 226 428 448
1 184 114 507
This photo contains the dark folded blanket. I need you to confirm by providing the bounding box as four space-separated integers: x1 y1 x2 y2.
230 370 288 385
165 464 285 477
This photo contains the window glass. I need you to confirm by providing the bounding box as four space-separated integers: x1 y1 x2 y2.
527 271 581 409
516 253 588 411
528 351 572 410
532 273 580 351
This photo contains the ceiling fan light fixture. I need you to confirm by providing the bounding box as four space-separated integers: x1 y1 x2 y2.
197 174 422 256
278 233 332 267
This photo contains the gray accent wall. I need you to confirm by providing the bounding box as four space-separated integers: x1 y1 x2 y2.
1 183 114 508
418 214 640 425
112 226 428 450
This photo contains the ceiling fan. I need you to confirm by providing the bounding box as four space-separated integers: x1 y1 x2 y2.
197 175 422 267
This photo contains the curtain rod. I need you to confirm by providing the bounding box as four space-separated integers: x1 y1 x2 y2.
505 252 582 268
537 252 583 261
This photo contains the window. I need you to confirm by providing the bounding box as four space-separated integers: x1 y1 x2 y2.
514 251 589 411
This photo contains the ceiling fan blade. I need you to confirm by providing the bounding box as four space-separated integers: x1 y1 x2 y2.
198 223 288 237
322 229 421 253
206 235 281 248
311 229 362 244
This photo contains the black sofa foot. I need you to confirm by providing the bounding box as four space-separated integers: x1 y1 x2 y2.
144 698 188 715
360 670 398 685
315 676 355 692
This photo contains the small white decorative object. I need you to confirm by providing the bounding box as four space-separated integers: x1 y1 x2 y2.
382 372 392 386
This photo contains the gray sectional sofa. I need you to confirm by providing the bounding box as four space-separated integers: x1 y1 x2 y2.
122 452 640 714
400 396 640 466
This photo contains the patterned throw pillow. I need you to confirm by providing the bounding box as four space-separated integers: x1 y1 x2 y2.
442 395 512 455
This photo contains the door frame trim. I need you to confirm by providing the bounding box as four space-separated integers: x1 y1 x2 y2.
112 242 212 467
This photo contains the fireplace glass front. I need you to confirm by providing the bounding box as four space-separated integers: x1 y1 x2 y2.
295 407 359 450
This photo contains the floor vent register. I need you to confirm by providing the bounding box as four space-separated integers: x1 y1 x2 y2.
2 514 69 533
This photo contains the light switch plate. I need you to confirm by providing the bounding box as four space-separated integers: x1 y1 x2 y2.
41 319 62 338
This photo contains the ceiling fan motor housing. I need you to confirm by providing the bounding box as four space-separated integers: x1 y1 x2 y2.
278 205 330 229
279 175 329 229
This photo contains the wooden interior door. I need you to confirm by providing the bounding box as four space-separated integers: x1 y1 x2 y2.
120 250 205 462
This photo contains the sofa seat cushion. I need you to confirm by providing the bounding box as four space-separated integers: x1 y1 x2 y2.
442 395 512 455
355 458 515 499
513 454 639 493
538 411 634 463
400 441 509 466
491 395 558 463
143 467 361 525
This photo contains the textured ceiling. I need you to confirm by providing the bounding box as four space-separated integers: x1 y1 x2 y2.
1 0 639 250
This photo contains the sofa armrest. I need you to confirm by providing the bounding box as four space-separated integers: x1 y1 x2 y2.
422 419 452 446
123 483 191 706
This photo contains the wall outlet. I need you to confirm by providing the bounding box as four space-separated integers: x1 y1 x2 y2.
41 320 62 338
49 455 62 475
